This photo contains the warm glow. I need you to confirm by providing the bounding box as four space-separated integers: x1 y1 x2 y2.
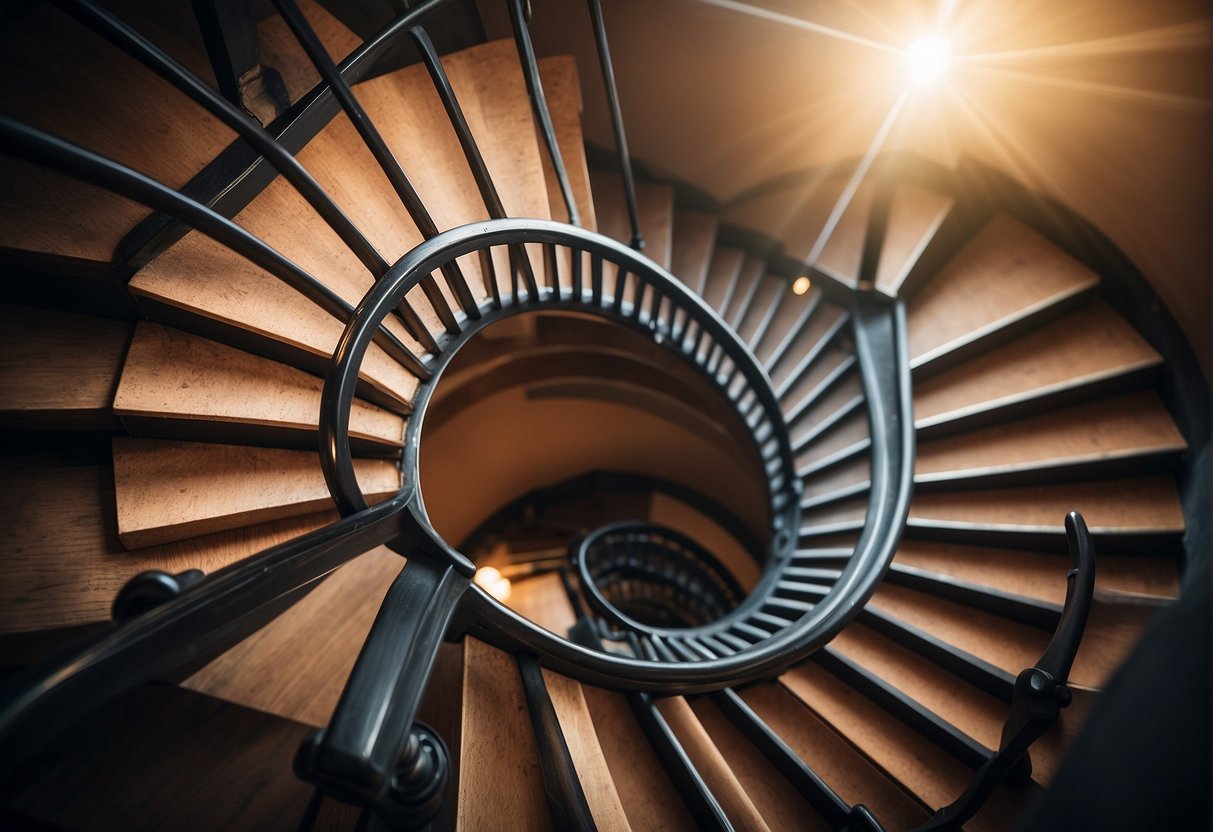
792 276 812 295
474 566 512 601
906 35 952 87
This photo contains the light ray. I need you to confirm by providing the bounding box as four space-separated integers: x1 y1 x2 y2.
688 0 902 54
956 21 1210 64
805 87 910 266
964 65 1208 111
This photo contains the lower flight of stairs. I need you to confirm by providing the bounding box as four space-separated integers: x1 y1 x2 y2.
0 3 1206 831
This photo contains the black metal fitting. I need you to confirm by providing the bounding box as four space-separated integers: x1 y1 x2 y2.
112 569 205 623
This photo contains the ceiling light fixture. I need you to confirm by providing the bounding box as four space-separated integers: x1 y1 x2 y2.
906 34 952 87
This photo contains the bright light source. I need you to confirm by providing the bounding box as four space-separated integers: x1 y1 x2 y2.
792 276 812 295
474 566 512 601
906 35 951 87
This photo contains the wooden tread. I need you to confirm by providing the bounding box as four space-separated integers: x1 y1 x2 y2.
671 210 721 292
907 215 1100 372
0 305 131 430
459 638 554 830
112 438 399 549
0 450 335 638
184 546 404 727
915 390 1185 487
589 170 675 269
113 323 405 455
874 185 955 294
913 301 1163 436
538 56 598 230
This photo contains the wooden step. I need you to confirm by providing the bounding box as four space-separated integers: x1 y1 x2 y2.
867 583 1160 689
700 246 747 313
113 323 405 455
0 1 358 263
0 305 131 430
5 683 317 831
504 571 578 637
722 256 767 329
734 274 785 349
781 661 1024 830
112 438 399 549
915 390 1185 488
670 209 720 291
907 215 1100 373
0 450 334 639
795 410 870 477
459 638 553 830
540 669 633 830
752 283 818 370
891 540 1180 604
538 56 598 230
874 184 955 295
655 695 772 831
740 683 928 829
580 684 699 831
913 301 1163 437
768 299 848 397
589 169 675 269
689 695 831 832
906 475 1185 551
813 181 874 286
183 546 404 727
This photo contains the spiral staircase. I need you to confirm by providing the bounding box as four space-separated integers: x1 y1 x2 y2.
0 1 1208 830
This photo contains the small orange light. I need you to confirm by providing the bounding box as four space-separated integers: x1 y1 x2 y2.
792 276 812 295
474 566 512 601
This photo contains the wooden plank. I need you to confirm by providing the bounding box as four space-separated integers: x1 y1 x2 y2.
184 546 404 727
892 540 1180 604
815 181 874 285
780 662 1025 830
907 215 1100 367
690 696 831 832
875 185 955 295
580 685 698 831
540 669 634 831
506 571 577 637
112 438 400 549
722 256 767 329
0 451 335 635
700 246 746 312
740 683 928 830
7 683 315 831
538 56 597 230
655 696 772 832
907 476 1185 538
915 390 1185 485
113 323 404 454
458 638 554 831
590 169 675 269
670 209 720 292
913 301 1162 430
0 305 131 429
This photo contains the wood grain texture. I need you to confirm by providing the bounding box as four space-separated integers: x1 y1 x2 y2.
780 662 1024 830
113 323 404 452
875 185 955 294
740 683 928 830
892 540 1180 603
458 638 554 831
908 476 1184 535
538 56 598 230
913 301 1162 427
184 546 404 727
907 215 1099 363
655 696 772 832
0 305 131 429
915 390 1185 482
580 684 699 831
590 169 675 269
541 669 634 831
112 438 400 549
0 452 335 635
6 683 314 832
689 696 831 832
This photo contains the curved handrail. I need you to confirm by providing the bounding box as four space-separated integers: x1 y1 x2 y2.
319 218 914 692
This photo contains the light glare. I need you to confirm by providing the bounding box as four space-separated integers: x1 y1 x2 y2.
792 276 812 295
907 35 952 87
474 566 512 601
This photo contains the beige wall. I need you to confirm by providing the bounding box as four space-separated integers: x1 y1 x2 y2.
487 0 1211 377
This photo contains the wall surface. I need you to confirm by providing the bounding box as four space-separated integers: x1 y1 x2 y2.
484 0 1211 377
